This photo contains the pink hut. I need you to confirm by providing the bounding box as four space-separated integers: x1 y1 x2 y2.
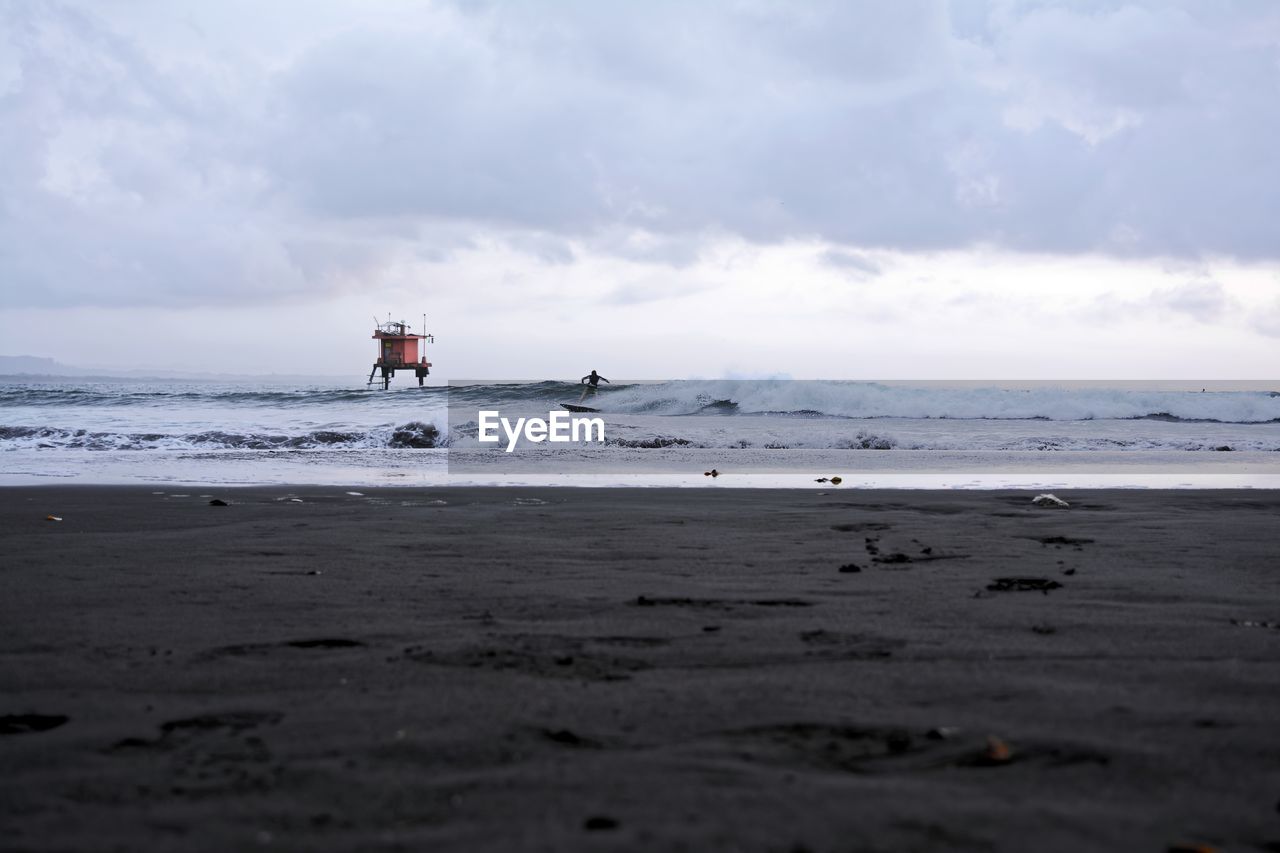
368 316 434 389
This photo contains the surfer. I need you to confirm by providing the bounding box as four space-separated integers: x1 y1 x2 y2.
579 370 610 402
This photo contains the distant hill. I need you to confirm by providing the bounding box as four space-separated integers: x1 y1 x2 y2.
0 355 344 384
0 355 82 376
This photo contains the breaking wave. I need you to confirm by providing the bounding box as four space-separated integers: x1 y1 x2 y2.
0 422 441 451
583 381 1280 424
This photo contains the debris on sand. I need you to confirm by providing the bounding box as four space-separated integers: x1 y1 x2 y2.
815 477 828 483
208 499 229 506
1033 535 1093 545
829 476 842 485
285 638 363 649
980 735 1013 765
583 816 619 831
0 713 69 735
704 469 720 477
987 577 1063 593
838 563 862 573
1032 493 1069 508
885 729 912 754
542 728 599 748
957 732 1013 763
1230 619 1278 630
952 734 1015 767
45 515 62 522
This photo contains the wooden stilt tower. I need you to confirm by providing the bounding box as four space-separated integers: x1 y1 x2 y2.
368 315 434 389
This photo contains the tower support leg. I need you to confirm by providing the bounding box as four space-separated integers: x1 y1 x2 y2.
382 366 390 390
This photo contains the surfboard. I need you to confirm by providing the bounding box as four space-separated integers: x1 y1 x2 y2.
560 403 600 413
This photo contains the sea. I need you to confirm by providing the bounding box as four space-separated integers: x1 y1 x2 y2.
2 379 1279 488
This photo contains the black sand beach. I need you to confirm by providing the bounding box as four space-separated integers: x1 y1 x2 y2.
2 486 1278 851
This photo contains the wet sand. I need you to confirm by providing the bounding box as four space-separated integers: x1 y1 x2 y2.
1 486 1278 851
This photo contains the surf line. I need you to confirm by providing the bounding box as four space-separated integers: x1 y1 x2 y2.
478 410 605 453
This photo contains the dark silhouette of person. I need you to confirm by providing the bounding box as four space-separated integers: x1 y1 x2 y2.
579 369 609 401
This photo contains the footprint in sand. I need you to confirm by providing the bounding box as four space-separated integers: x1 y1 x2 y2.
196 638 365 661
402 634 651 682
707 722 1109 774
110 710 283 751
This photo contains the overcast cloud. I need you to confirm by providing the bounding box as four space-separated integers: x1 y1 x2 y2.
2 0 1279 310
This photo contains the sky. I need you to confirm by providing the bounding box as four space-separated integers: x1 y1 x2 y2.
0 0 1278 379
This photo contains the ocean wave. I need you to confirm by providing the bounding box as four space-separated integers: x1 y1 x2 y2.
0 422 441 451
443 424 1279 453
4 420 1278 453
4 379 1280 424
0 385 445 408
604 436 695 449
588 381 1280 424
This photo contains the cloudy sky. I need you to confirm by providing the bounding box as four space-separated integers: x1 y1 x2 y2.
1 0 1278 378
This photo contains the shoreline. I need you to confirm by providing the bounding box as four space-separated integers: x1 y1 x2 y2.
4 463 1280 490
3 486 1278 850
